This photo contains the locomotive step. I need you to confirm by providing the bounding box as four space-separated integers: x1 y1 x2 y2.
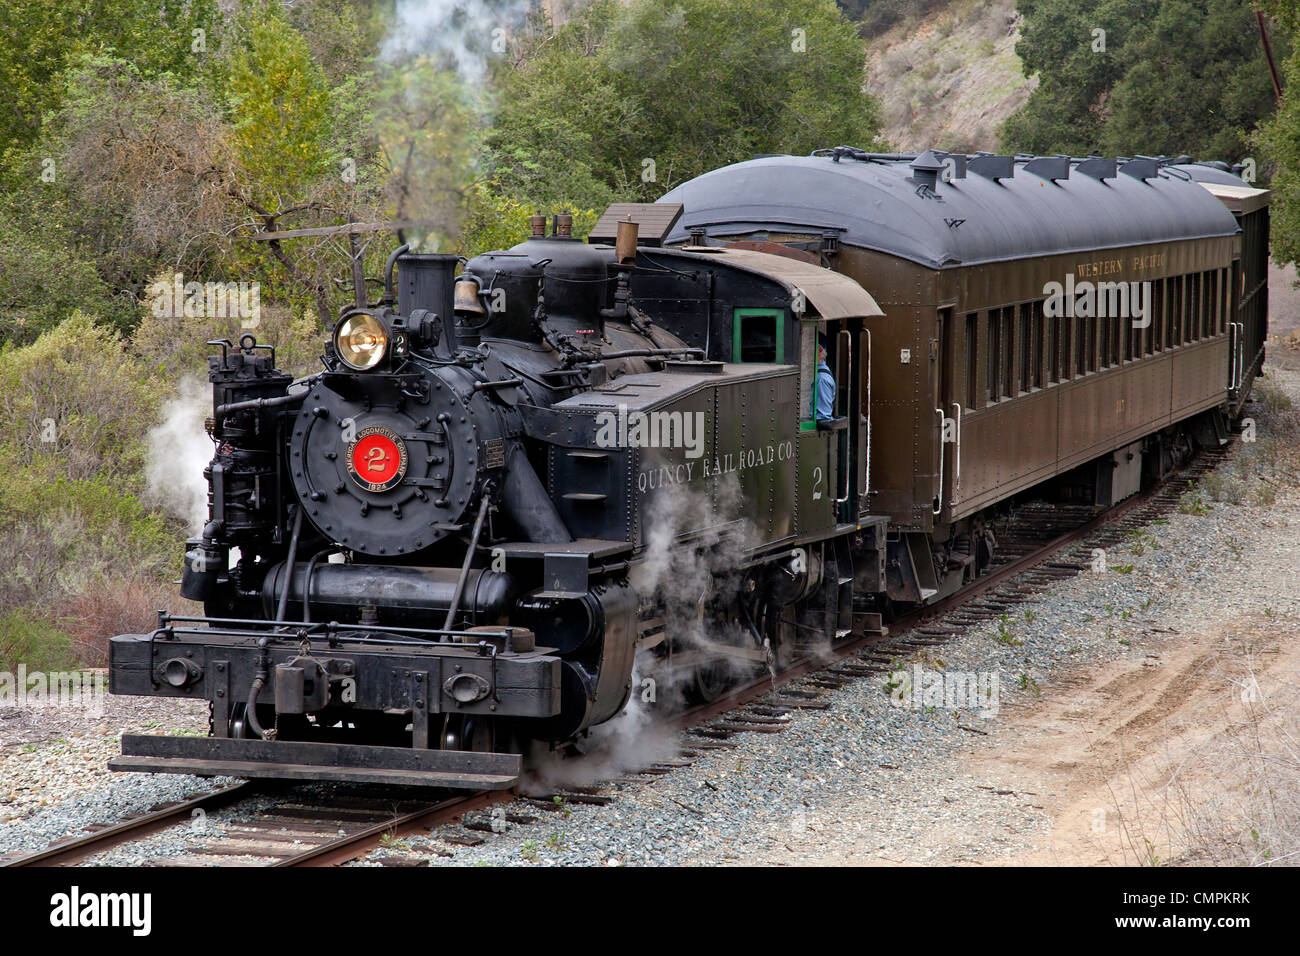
112 735 521 790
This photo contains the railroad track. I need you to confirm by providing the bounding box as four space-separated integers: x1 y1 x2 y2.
1 446 1229 867
0 782 509 868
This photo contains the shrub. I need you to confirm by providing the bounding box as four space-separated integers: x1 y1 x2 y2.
0 311 163 485
0 609 77 673
57 574 193 667
131 294 325 381
0 216 124 344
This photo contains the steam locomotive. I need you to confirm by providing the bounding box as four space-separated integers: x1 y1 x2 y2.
109 151 1268 789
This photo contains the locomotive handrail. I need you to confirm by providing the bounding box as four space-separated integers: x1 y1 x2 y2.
933 406 945 515
154 613 512 648
835 424 851 505
835 327 853 507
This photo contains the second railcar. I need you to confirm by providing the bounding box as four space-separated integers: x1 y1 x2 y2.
648 149 1263 602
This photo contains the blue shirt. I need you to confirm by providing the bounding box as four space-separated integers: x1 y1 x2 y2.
815 362 836 419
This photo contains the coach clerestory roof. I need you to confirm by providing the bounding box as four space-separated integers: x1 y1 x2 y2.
657 151 1242 270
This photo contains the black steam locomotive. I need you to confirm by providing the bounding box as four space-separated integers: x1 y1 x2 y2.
110 150 1267 790
110 211 883 788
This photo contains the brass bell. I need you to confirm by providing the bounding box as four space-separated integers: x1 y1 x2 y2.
453 275 486 316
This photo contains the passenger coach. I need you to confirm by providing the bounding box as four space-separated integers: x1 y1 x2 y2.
643 149 1268 602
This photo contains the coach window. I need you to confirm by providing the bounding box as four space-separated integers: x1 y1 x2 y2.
1190 274 1200 343
986 311 999 402
733 308 784 363
1209 270 1216 337
1018 303 1032 393
1203 271 1215 339
1154 278 1166 351
1113 304 1124 365
1056 315 1070 381
1121 312 1130 362
1154 282 1164 356
1046 309 1059 384
1196 272 1206 339
1219 267 1229 335
1076 314 1086 374
1002 306 1016 399
1203 271 1214 339
1127 294 1140 361
1169 277 1182 347
965 312 979 410
1032 300 1047 388
1191 273 1201 340
1074 314 1083 376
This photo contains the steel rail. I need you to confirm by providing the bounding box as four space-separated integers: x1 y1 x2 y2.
1 781 256 868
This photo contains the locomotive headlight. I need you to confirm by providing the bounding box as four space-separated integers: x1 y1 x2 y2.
334 312 389 370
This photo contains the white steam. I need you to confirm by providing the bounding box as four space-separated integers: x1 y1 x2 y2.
145 378 213 534
523 473 767 791
383 0 538 82
523 661 681 793
632 470 761 667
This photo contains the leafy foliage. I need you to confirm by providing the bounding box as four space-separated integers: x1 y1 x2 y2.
229 10 342 211
0 214 120 343
1003 0 1282 161
486 0 883 205
1261 3 1300 268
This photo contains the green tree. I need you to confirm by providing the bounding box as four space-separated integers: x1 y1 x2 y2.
0 0 218 179
0 214 119 343
6 57 232 335
228 11 340 211
1260 1 1300 267
1002 0 1280 160
486 0 883 206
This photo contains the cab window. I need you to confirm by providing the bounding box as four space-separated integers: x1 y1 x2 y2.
733 308 785 363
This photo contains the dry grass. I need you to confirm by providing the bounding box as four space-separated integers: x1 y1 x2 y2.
55 575 193 668
1201 374 1300 507
1086 638 1300 867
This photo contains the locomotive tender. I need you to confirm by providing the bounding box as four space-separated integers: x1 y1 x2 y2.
108 151 1268 789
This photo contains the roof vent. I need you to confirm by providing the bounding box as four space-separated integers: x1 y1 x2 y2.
1075 158 1117 180
908 150 946 191
968 155 1014 181
1023 156 1070 181
1119 158 1159 181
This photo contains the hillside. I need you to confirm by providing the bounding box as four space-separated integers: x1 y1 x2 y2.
862 0 1036 153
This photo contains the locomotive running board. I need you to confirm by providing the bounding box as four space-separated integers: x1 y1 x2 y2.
110 735 521 790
